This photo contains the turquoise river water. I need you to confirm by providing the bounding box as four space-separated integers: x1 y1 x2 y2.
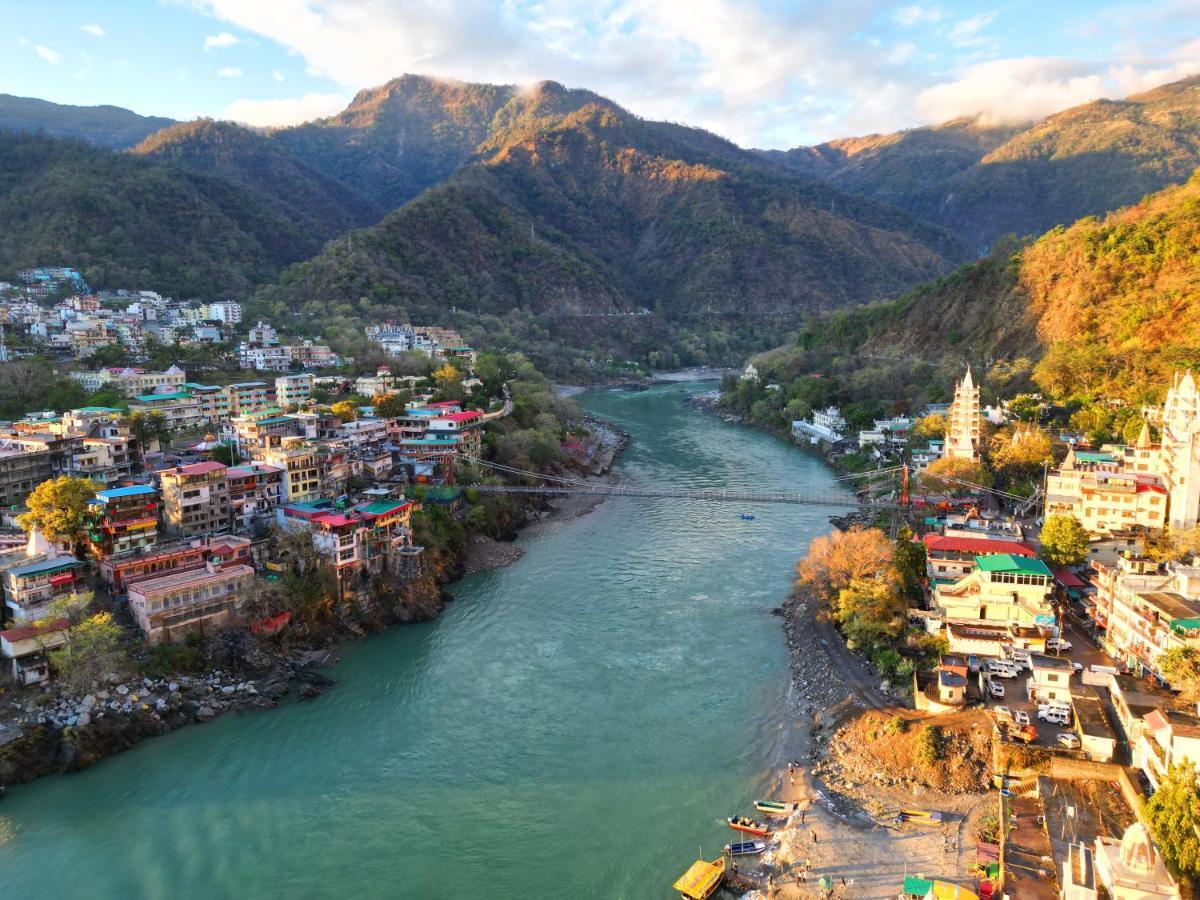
0 382 848 899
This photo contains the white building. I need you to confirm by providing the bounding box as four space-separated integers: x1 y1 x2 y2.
944 367 981 462
202 301 242 326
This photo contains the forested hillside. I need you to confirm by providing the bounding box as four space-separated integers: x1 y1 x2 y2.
770 76 1200 252
0 93 175 148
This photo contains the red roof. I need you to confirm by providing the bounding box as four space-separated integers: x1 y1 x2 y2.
313 512 359 528
1051 567 1087 588
1137 483 1167 494
1 618 69 643
437 410 482 423
175 460 227 476
923 534 1036 557
424 401 461 408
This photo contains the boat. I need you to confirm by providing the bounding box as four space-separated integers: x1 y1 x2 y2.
672 856 726 900
754 799 798 816
724 840 767 856
727 816 771 837
898 808 947 826
740 513 756 521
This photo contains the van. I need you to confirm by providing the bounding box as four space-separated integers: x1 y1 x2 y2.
1038 705 1071 726
986 659 1019 679
1008 648 1032 670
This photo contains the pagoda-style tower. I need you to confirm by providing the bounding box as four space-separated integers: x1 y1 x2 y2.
944 367 981 462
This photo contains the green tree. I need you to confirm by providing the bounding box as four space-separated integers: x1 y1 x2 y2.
894 537 928 603
1146 764 1200 878
209 443 239 466
18 476 98 558
50 611 129 694
1160 647 1200 705
914 725 944 767
372 392 408 418
1006 394 1043 422
1040 514 1089 567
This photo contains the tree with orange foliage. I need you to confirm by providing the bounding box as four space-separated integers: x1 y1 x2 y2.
796 526 896 602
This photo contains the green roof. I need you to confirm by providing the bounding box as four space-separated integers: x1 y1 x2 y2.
73 406 123 413
975 554 1051 576
1075 451 1116 463
902 877 934 897
134 392 192 403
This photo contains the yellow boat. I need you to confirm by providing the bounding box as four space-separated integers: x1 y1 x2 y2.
672 856 726 900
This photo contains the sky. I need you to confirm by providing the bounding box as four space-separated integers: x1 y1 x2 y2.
1 0 1199 149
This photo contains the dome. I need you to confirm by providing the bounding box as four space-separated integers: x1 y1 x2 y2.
1118 822 1157 874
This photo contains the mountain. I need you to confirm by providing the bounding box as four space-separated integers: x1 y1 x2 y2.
251 80 966 367
132 119 379 244
0 131 342 297
0 94 175 149
768 75 1200 252
799 167 1200 405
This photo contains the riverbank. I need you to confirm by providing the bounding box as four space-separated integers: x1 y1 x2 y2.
0 418 629 794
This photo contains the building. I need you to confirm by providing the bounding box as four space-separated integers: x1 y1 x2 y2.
202 301 242 325
89 484 160 556
932 554 1055 626
129 391 206 432
0 439 53 507
260 438 321 503
338 417 389 451
227 463 284 531
1027 653 1074 704
128 560 255 643
923 534 1036 583
159 461 230 538
223 382 274 417
101 534 252 593
71 365 186 397
944 621 1046 658
427 410 483 459
0 618 68 685
944 367 981 462
1158 370 1200 532
2 555 85 623
275 373 314 408
1091 556 1200 682
239 344 292 371
282 497 419 590
1093 823 1180 899
1046 445 1168 537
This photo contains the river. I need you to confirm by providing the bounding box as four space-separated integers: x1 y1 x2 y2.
0 382 848 899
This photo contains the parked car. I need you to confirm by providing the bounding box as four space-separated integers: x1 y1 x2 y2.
1007 648 1032 670
1046 637 1073 653
1038 705 1071 726
1013 709 1031 726
1072 662 1083 675
988 681 1006 698
1057 733 1081 750
986 659 1020 679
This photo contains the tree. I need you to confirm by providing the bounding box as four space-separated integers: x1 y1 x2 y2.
1040 514 1089 567
989 427 1054 474
913 414 946 440
894 537 927 603
433 363 466 402
835 577 905 649
919 457 992 495
18 476 98 558
1146 764 1200 878
372 392 408 418
209 443 239 466
330 400 357 422
797 527 896 602
50 612 129 694
127 410 169 452
1160 647 1200 705
1006 394 1043 422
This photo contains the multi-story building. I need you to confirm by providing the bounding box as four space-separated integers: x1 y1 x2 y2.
227 463 284 531
239 344 293 371
281 497 418 591
944 367 981 462
202 301 242 325
289 340 337 369
2 555 85 623
1092 556 1200 683
1027 653 1074 704
427 410 483 459
338 417 389 450
159 461 230 538
129 391 206 432
1046 445 1168 537
225 382 274 417
1157 370 1200 531
128 560 255 644
275 373 314 408
260 438 321 503
355 367 397 398
101 534 252 593
89 484 160 556
932 553 1055 627
922 534 1037 584
0 440 53 507
71 365 186 397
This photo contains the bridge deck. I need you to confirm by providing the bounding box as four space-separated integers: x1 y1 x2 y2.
466 484 893 508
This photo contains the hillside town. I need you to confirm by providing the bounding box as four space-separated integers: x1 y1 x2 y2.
689 366 1200 899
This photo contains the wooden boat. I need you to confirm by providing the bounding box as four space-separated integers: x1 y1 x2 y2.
741 513 756 521
672 856 725 900
755 799 798 816
898 808 947 826
724 840 767 856
727 816 771 837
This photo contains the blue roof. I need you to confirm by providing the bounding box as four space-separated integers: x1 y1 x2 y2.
95 484 157 500
6 556 77 578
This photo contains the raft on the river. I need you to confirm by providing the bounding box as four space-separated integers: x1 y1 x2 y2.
724 839 767 856
754 799 798 816
898 809 947 826
726 816 770 837
672 856 725 899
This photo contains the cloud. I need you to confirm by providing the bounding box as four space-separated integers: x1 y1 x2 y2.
204 31 240 51
223 92 348 126
272 69 285 82
81 23 105 38
916 58 1106 125
894 5 942 27
947 11 996 48
216 67 243 78
34 45 61 65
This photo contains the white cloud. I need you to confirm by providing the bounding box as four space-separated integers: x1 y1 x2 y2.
223 92 348 126
916 58 1106 125
34 45 61 65
272 69 285 82
947 11 996 48
894 5 942 27
81 23 105 38
204 31 240 51
216 66 243 78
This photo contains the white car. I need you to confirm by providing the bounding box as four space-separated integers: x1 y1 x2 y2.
1013 709 1031 726
1038 706 1071 726
1072 662 1083 674
1057 733 1081 749
988 681 1006 698
1046 637 1073 653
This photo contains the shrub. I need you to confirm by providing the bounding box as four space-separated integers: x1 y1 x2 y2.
914 725 944 767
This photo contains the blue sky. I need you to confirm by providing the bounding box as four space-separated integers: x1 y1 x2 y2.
2 0 1198 148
